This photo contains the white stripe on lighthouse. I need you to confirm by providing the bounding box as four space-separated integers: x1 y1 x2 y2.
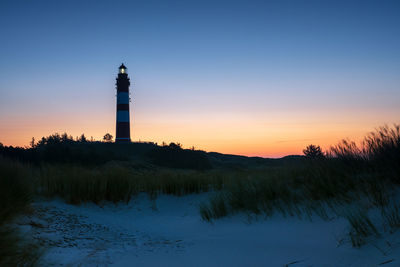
117 92 129 104
117 111 130 122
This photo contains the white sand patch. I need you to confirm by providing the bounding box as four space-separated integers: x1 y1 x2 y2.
18 193 400 266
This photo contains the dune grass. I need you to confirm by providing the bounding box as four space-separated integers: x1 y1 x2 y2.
0 157 41 266
199 125 400 247
37 162 228 205
346 209 379 247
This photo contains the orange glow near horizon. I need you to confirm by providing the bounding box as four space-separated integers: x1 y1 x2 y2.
1 108 398 158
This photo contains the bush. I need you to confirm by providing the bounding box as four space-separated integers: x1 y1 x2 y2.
303 144 325 159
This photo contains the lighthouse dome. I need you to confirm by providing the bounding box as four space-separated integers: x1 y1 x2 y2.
119 63 127 74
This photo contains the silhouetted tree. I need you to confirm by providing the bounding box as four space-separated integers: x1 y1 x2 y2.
78 134 87 142
30 137 35 148
61 132 73 142
303 144 325 159
103 133 113 142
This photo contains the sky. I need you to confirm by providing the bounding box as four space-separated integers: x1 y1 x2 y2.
0 0 399 157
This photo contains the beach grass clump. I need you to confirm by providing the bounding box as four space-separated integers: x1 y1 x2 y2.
0 157 33 220
200 194 228 222
331 124 400 180
363 125 400 166
382 203 400 231
346 209 379 247
0 157 41 266
0 225 42 267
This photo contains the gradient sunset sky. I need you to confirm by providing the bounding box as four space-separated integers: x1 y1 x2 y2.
0 0 399 157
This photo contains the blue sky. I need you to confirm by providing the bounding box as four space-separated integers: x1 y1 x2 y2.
0 0 399 156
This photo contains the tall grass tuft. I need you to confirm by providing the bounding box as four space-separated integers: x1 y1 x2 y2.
346 209 379 247
382 203 400 230
0 157 41 266
200 194 228 222
0 157 33 221
331 124 400 181
363 125 400 162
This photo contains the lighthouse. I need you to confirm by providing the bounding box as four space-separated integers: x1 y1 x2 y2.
115 63 131 142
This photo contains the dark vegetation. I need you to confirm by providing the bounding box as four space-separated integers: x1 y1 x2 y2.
1 133 155 166
0 133 282 208
200 125 400 247
147 142 212 170
0 158 41 266
0 124 399 265
0 132 214 169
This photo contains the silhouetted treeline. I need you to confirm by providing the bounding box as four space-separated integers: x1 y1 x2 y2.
0 133 213 170
0 133 156 166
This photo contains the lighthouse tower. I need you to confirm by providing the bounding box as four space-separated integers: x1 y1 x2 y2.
115 64 131 142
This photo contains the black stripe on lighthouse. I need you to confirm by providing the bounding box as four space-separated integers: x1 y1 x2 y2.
117 104 129 111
